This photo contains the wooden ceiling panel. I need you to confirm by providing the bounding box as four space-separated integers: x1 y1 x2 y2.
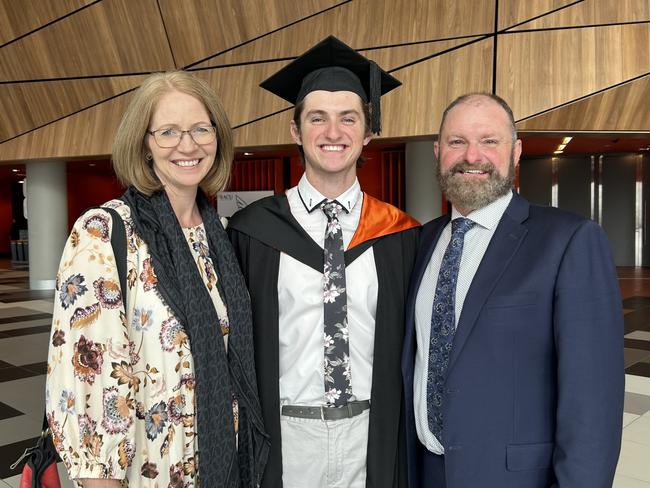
498 0 577 31
0 0 175 81
233 39 494 146
510 0 650 31
0 76 146 143
157 0 341 68
497 24 650 121
0 0 93 45
196 0 494 68
517 75 650 131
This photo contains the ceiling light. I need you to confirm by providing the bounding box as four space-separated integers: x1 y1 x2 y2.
558 144 566 150
18 180 24 184
244 152 254 156
554 150 563 154
12 169 18 172
89 163 96 167
562 137 572 145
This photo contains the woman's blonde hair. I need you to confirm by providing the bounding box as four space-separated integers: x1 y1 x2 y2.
112 71 233 197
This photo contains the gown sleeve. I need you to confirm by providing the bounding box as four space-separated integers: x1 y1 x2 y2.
46 208 136 480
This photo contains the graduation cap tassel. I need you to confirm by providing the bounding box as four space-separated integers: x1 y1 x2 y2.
369 61 382 134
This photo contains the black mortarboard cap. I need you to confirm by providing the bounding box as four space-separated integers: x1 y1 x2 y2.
259 36 401 134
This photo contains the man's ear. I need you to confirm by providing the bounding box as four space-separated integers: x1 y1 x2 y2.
290 120 302 145
513 139 522 168
434 141 440 160
363 133 372 146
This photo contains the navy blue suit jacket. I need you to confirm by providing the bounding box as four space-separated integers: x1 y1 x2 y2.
402 192 624 488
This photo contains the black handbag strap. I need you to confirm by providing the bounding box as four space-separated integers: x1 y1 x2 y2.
103 206 128 310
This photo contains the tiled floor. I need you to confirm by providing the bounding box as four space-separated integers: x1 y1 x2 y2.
0 262 649 486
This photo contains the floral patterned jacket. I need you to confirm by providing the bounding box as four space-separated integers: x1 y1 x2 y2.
46 200 232 487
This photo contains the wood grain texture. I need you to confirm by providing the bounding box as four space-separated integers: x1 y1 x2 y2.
0 0 174 81
498 0 577 31
233 39 494 146
0 0 93 45
195 0 494 68
157 0 341 68
517 75 650 131
382 38 494 138
0 76 145 142
192 61 293 127
0 94 131 161
361 37 485 71
510 0 650 31
497 24 650 121
1 0 648 162
0 60 292 160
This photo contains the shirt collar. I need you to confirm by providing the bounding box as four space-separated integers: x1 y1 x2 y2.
297 174 362 214
451 191 513 230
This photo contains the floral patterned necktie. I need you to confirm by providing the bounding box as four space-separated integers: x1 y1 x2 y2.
321 201 352 406
427 217 475 440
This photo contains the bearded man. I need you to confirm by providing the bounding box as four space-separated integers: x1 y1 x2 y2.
401 93 624 488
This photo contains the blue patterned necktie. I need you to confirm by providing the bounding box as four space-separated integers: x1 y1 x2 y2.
427 217 475 440
321 201 352 406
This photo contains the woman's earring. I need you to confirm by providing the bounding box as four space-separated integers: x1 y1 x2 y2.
145 153 153 161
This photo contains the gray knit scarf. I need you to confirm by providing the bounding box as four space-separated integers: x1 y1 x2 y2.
122 187 269 487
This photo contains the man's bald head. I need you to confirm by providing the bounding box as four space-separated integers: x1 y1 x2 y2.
439 93 517 143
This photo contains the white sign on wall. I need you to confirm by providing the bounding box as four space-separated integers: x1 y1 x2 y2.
217 191 273 218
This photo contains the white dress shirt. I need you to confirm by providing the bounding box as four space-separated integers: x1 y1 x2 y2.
414 192 513 454
278 174 378 406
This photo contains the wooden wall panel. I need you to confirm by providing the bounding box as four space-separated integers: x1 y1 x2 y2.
0 76 145 142
0 94 131 161
196 40 484 129
381 39 494 138
498 0 576 30
233 39 494 147
0 0 647 163
360 38 484 72
158 0 340 68
0 0 174 81
233 109 293 149
517 75 650 131
193 61 293 127
196 0 494 68
510 0 650 31
497 24 650 121
0 0 93 45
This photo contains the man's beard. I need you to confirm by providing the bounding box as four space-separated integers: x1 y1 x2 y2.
436 156 515 213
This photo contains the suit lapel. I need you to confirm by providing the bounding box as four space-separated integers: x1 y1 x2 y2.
446 194 530 374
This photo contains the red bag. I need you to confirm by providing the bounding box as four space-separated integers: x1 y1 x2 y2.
19 461 61 488
12 428 61 488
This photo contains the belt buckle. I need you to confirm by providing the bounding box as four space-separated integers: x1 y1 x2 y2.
320 405 326 421
346 402 354 418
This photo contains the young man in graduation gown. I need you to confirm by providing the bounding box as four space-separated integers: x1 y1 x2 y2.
228 36 420 488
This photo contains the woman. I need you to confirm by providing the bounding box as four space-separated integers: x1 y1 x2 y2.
46 71 268 487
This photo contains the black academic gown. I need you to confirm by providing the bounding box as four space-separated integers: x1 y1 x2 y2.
227 192 419 488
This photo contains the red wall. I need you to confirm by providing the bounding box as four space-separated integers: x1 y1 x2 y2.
66 165 124 229
0 179 12 254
